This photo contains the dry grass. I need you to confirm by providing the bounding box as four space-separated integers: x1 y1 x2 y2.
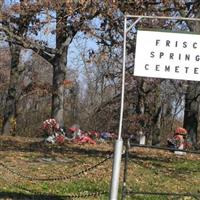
0 136 200 200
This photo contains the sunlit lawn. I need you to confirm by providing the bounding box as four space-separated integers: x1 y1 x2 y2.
0 136 200 200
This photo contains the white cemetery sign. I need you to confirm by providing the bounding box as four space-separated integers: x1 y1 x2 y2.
134 30 200 81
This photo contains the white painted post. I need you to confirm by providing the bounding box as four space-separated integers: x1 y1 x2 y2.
109 16 142 200
109 16 127 200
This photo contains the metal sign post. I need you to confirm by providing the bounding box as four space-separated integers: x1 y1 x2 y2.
109 16 142 200
109 14 200 200
109 16 127 200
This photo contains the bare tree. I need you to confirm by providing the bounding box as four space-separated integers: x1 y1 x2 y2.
1 1 116 133
173 0 200 145
1 0 40 134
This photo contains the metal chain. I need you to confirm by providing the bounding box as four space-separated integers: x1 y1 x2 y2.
127 190 200 200
58 190 108 199
0 154 113 182
0 166 109 199
130 144 200 155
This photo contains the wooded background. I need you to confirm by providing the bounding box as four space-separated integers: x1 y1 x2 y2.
0 0 200 146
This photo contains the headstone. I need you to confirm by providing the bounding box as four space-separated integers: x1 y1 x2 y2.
174 143 186 155
139 131 146 145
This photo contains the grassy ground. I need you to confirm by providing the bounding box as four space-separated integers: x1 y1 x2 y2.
0 136 200 200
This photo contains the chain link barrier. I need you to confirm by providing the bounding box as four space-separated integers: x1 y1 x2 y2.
121 140 200 200
130 143 200 155
0 153 112 199
53 190 108 199
13 186 108 199
0 181 108 200
127 190 200 200
0 153 113 182
4 141 200 199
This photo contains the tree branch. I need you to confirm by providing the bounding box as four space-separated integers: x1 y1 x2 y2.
0 26 56 61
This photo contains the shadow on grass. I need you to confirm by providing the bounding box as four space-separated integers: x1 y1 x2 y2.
0 137 113 158
0 191 72 200
128 152 173 163
0 136 178 163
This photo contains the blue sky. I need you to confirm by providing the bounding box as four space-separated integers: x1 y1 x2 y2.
2 0 100 78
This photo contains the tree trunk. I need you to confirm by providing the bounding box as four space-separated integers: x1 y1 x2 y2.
152 105 162 146
1 0 36 134
183 9 200 145
70 81 79 123
2 45 21 134
51 7 69 127
51 50 67 128
184 82 200 145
